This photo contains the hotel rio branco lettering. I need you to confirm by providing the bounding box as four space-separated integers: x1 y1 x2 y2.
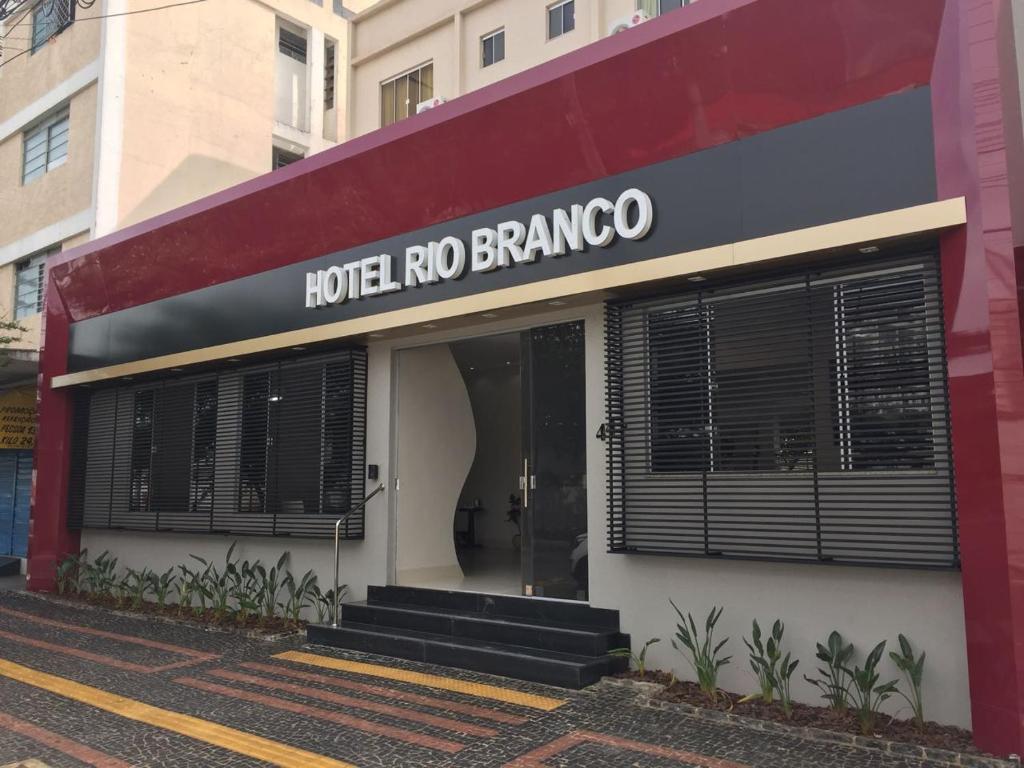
304 188 654 308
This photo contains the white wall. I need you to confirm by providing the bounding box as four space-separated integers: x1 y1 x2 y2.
578 303 971 728
394 344 475 584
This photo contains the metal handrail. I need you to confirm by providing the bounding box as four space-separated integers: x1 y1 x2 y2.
333 482 385 627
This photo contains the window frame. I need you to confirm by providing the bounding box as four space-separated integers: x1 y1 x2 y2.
481 28 505 68
379 61 434 128
31 0 74 53
272 146 305 169
14 247 54 320
547 0 575 40
22 105 70 185
277 22 308 64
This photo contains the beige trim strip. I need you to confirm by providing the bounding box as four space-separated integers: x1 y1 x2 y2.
52 197 966 389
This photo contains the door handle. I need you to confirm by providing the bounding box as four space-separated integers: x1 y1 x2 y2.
522 457 529 508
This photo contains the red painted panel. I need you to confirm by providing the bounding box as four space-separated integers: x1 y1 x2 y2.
931 0 1024 756
48 0 945 324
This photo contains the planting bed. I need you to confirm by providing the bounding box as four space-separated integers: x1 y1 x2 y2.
616 671 979 755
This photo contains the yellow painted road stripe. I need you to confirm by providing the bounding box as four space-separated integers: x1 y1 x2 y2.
0 658 354 768
276 651 567 711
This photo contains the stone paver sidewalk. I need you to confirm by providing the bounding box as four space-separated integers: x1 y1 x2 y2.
0 590 995 768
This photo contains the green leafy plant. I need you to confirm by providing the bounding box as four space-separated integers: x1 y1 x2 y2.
56 550 87 596
889 634 926 730
228 557 260 625
743 619 799 717
670 602 731 702
281 569 317 625
743 619 781 704
849 641 899 735
85 551 119 599
610 637 661 677
310 584 348 624
191 542 237 623
176 564 200 616
123 567 154 609
150 568 177 608
804 630 854 712
112 573 133 608
253 552 289 622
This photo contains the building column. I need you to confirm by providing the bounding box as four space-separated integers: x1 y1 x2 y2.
309 27 326 145
26 271 79 592
934 0 1024 756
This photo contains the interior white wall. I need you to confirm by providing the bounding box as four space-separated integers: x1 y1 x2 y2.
579 303 971 728
457 366 522 550
394 344 475 585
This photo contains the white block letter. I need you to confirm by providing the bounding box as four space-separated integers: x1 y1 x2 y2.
552 205 584 255
523 214 554 262
305 271 324 308
614 188 654 240
582 197 615 247
497 220 527 265
405 245 429 287
436 236 467 280
471 228 498 272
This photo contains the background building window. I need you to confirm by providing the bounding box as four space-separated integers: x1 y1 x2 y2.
547 0 575 39
67 349 368 539
380 62 433 127
22 106 69 184
637 0 688 16
324 39 336 110
482 29 505 67
31 0 74 52
14 249 51 319
606 254 957 568
272 146 304 169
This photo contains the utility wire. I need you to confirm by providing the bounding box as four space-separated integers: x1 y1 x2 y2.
0 0 205 65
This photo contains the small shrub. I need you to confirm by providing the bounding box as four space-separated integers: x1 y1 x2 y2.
849 641 899 735
743 619 780 704
610 637 660 677
150 568 177 608
229 558 260 625
804 630 854 712
253 553 289 622
310 584 348 624
123 568 154 609
56 550 86 596
281 569 317 624
86 551 119 599
889 634 926 730
191 543 237 623
670 602 731 702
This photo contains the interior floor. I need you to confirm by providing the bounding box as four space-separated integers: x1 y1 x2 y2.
411 547 521 596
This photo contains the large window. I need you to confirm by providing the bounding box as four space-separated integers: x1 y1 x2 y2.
547 0 575 39
605 254 957 568
380 63 433 127
637 0 690 17
23 106 69 184
31 0 74 52
15 249 52 319
67 349 368 539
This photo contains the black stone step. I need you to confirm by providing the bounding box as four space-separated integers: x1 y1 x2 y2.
306 621 627 689
367 585 620 631
342 600 628 656
0 557 19 578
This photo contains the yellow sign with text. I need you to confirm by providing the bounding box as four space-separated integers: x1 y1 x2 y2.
0 387 36 450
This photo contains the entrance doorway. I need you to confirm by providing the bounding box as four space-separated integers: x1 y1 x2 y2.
393 321 588 600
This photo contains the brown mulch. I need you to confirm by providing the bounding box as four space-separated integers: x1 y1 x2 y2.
617 672 980 755
53 592 306 635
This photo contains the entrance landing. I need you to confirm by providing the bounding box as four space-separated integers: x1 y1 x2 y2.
307 585 629 689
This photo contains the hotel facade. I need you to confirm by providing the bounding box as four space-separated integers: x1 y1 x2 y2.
22 0 1024 758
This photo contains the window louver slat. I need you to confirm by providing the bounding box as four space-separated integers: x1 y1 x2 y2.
605 253 958 569
67 349 367 539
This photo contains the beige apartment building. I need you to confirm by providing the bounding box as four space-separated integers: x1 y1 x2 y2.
347 0 694 138
0 0 375 562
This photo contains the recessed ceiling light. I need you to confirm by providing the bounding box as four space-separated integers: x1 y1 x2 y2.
170 367 183 372
548 300 567 306
369 333 386 338
687 275 707 283
228 358 241 363
123 376 134 381
481 313 499 319
505 361 511 365
422 323 437 329
859 245 880 254
291 346 307 351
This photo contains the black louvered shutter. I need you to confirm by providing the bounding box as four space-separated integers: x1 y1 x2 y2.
605 253 958 569
67 348 367 539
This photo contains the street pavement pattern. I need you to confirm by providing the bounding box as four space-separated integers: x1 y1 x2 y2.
0 591 956 767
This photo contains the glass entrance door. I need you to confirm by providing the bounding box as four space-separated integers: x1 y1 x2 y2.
520 321 588 600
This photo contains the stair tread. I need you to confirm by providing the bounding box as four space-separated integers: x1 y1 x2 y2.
317 621 616 667
347 600 620 637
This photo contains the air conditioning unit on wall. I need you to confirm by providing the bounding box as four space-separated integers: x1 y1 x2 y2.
608 10 651 35
416 97 448 115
